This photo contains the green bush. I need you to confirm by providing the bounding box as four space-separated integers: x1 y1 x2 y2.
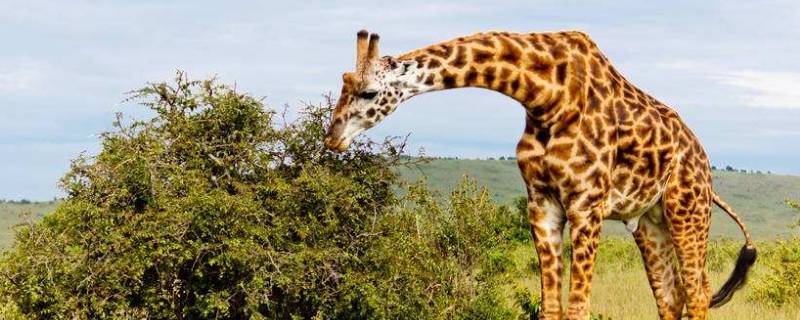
748 200 800 306
0 73 524 319
748 239 800 306
513 287 541 320
357 178 523 319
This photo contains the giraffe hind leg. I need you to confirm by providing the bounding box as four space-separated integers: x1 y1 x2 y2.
633 205 685 320
663 173 712 320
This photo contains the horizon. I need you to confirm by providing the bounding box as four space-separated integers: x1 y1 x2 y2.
0 158 792 202
2 1 799 200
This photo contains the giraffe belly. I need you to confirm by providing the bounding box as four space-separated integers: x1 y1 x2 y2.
605 185 665 231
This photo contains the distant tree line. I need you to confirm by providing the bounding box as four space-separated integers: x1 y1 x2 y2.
0 199 59 205
424 158 774 174
428 156 519 161
711 165 771 175
0 199 32 204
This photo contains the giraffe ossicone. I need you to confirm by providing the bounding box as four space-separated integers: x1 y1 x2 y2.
325 29 757 320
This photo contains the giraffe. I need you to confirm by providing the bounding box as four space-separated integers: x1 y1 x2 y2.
323 30 757 320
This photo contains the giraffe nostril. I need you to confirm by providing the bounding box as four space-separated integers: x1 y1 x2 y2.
327 119 345 136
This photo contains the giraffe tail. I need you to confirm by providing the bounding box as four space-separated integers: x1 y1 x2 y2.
709 191 757 308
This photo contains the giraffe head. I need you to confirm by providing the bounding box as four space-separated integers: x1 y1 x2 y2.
324 30 420 152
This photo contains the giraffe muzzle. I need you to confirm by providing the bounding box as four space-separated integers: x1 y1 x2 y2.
324 118 347 152
323 135 348 152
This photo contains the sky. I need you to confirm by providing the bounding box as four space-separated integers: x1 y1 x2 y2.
1 0 799 200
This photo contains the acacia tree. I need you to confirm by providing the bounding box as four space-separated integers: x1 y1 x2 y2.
0 73 521 319
0 72 407 319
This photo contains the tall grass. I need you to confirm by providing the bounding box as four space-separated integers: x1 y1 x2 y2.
502 237 800 320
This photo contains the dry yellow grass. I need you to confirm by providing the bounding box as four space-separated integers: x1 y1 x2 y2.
502 240 800 320
591 267 799 319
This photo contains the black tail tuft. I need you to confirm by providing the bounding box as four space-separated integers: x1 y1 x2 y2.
710 245 757 308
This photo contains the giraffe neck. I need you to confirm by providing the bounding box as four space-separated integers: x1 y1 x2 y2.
396 31 592 126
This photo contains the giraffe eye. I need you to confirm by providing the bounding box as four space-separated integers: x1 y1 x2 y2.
357 91 378 100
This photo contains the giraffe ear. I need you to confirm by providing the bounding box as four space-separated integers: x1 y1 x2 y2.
402 60 418 69
384 56 399 69
343 72 357 86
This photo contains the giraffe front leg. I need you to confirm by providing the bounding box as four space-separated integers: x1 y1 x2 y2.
565 204 603 320
528 195 566 320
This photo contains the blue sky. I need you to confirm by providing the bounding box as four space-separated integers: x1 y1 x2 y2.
1 0 799 200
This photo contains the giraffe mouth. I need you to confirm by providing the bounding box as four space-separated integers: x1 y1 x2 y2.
324 135 349 152
324 117 349 152
324 123 365 152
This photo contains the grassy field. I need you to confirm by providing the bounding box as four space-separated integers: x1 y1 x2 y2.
500 238 800 320
398 159 800 240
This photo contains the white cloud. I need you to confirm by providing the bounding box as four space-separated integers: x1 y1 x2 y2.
659 61 800 109
714 71 800 109
0 61 43 93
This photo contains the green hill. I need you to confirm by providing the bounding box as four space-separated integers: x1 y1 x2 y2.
1 160 798 248
397 159 800 240
0 201 58 248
